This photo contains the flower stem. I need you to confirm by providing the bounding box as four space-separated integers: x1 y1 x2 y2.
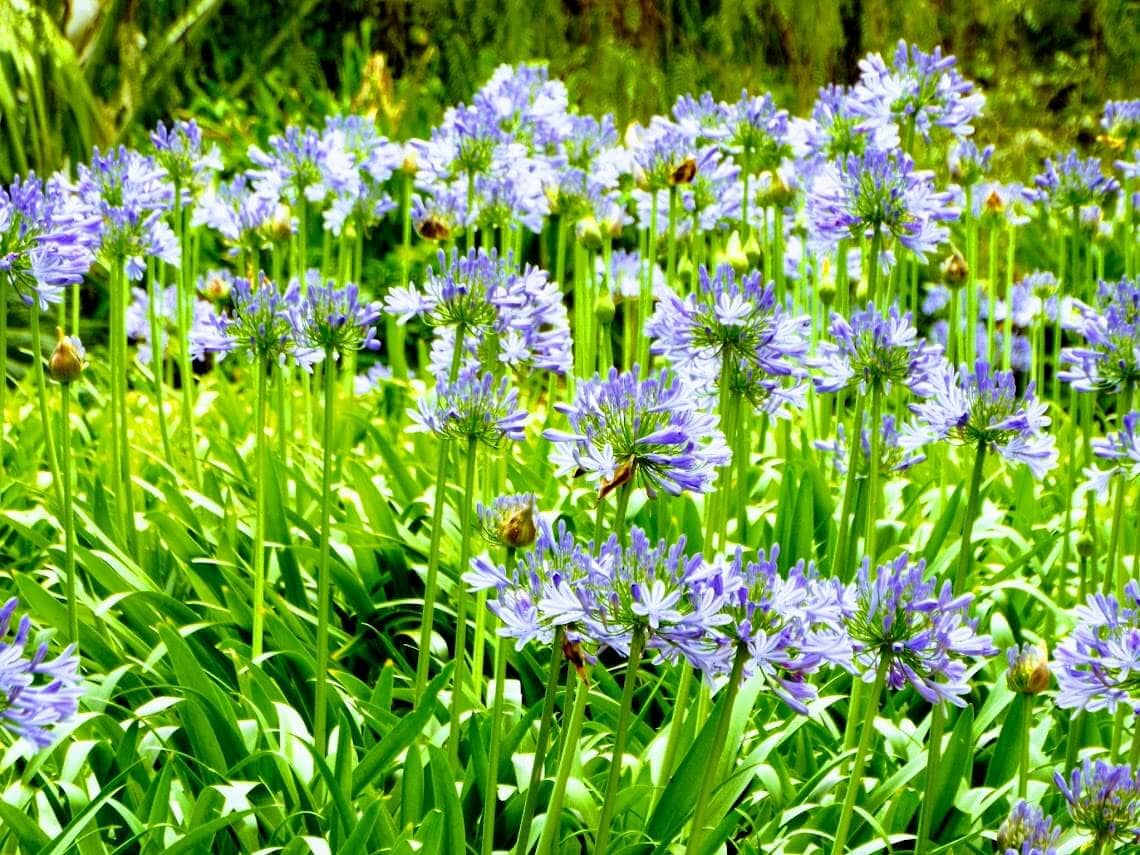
251 359 270 658
1106 382 1135 595
173 182 200 486
612 481 633 547
536 664 589 855
60 380 78 650
593 626 645 855
448 435 480 767
481 632 511 855
1019 695 1033 798
656 660 694 796
831 659 888 855
146 258 174 470
914 703 946 855
667 185 678 286
868 227 883 306
684 645 748 855
954 439 987 593
29 308 65 514
0 278 8 473
313 345 337 757
639 194 659 369
108 259 137 555
514 629 566 855
864 383 883 564
834 392 867 582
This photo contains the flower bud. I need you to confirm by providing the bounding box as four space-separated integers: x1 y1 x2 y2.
400 145 418 175
818 283 837 306
723 231 749 274
942 251 968 286
201 271 232 303
500 502 537 549
743 233 763 267
575 215 602 250
677 254 695 288
983 188 1005 215
49 328 85 384
595 289 616 325
1006 644 1051 695
1077 536 1094 559
268 204 294 243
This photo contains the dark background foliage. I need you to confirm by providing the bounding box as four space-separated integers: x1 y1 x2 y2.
4 0 1140 181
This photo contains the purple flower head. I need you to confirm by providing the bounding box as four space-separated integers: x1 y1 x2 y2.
807 302 943 395
192 273 297 364
149 119 222 190
1060 276 1140 392
908 360 1058 478
544 366 730 499
1083 411 1140 496
721 90 792 174
413 102 506 185
474 150 555 233
191 174 279 249
648 265 810 417
472 63 571 150
466 517 599 651
247 125 332 207
632 153 743 236
1102 99 1140 148
0 174 96 308
847 553 996 706
695 546 853 711
290 271 381 365
0 598 82 748
319 115 403 234
994 801 1059 855
598 249 667 301
476 492 539 550
1054 759 1140 847
947 139 994 186
1034 150 1119 211
410 370 526 446
850 41 985 143
814 413 929 477
628 117 719 192
410 179 469 239
128 282 218 365
671 92 729 147
1053 582 1140 713
74 146 178 280
807 148 957 265
790 85 898 174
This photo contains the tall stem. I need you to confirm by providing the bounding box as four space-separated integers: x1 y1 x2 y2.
60 381 78 650
656 661 694 795
955 439 987 592
830 659 888 855
109 260 137 554
536 667 589 855
914 703 946 855
146 259 174 469
251 361 270 658
448 436 480 766
29 309 64 509
0 278 7 471
481 631 512 855
667 185 678 286
684 645 747 855
313 346 337 756
1019 696 1033 798
834 393 867 581
514 630 566 855
174 182 200 485
1106 382 1135 595
593 627 646 855
868 227 883 307
639 194 659 368
864 383 883 564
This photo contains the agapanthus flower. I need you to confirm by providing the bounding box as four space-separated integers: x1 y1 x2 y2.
191 274 298 363
628 117 718 191
807 148 957 265
846 553 996 706
632 152 742 235
814 413 929 476
464 517 598 651
0 598 82 748
807 302 943 394
319 115 403 234
948 139 994 186
721 90 792 174
790 84 896 171
1060 276 1140 392
247 125 336 208
390 248 570 378
0 174 96 308
73 146 179 280
994 801 1059 855
410 370 526 446
472 63 571 150
413 102 506 185
1054 759 1140 848
1034 150 1119 211
474 150 555 233
695 546 853 711
1103 100 1140 144
648 264 809 417
410 180 468 239
353 361 392 396
851 41 985 143
907 360 1057 478
544 366 730 498
127 283 218 365
290 271 381 366
671 92 728 147
1054 583 1140 713
191 174 279 250
476 493 538 549
1083 412 1140 496
597 248 667 301
149 119 222 191
49 328 86 384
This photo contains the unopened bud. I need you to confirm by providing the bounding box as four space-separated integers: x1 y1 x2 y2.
595 289 616 325
576 215 602 250
723 231 749 274
942 251 969 285
677 255 695 288
268 204 294 243
500 502 537 549
49 328 85 384
743 233 762 267
417 216 451 241
1006 644 1051 695
201 271 232 302
819 283 837 306
1077 536 1094 560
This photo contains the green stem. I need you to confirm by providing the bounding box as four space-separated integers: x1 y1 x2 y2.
773 204 785 306
481 631 512 855
535 666 589 855
834 393 867 582
954 439 987 593
657 661 693 794
514 630 566 855
174 182 200 486
612 481 633 547
60 381 78 650
914 703 946 855
108 259 137 554
0 278 7 471
593 627 646 855
868 227 883 307
864 383 883 564
313 345 337 756
251 360 270 658
667 185 678 286
986 223 998 363
830 659 888 855
448 435 480 767
147 258 174 469
1019 696 1033 799
639 194 659 368
1106 382 1135 595
684 645 748 855
29 309 64 510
